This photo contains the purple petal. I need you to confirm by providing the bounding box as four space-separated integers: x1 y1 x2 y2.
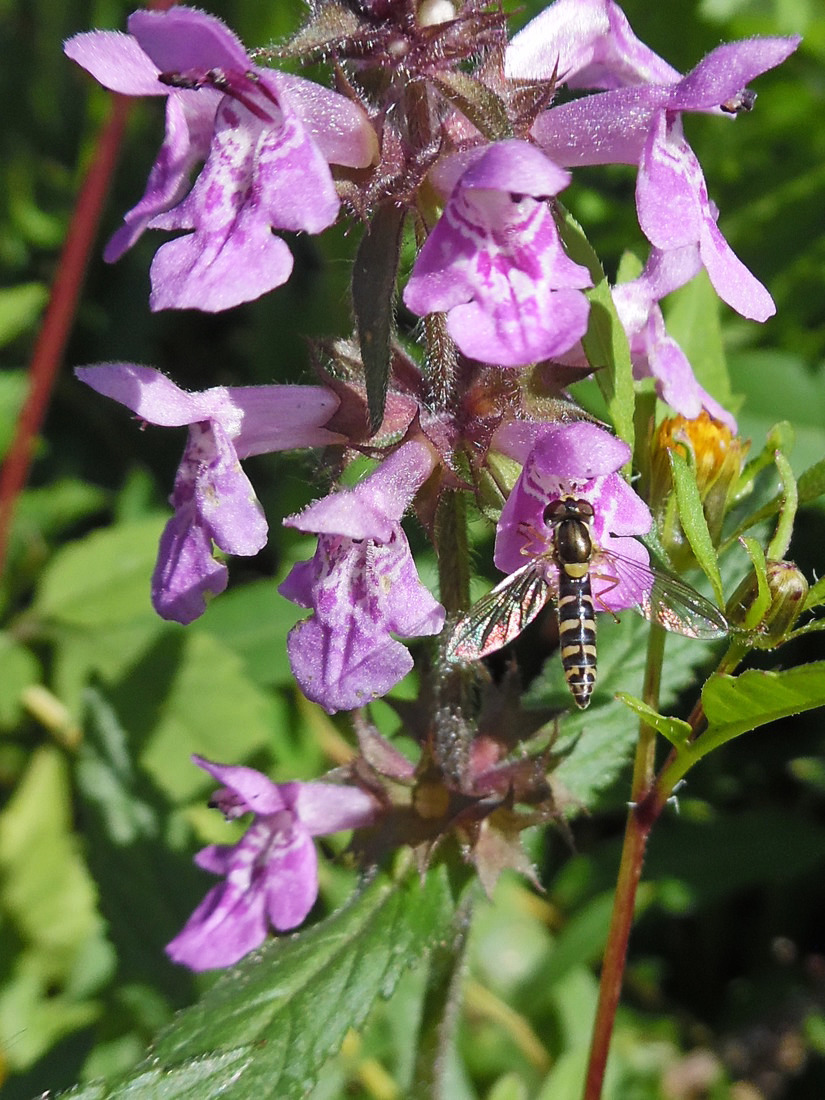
147 98 338 312
669 37 801 112
285 442 436 541
699 214 775 322
446 286 590 367
192 756 289 815
230 386 344 456
165 879 269 971
75 364 203 425
636 113 703 249
104 90 219 262
151 510 228 624
531 423 631 479
189 421 268 556
128 7 250 76
532 85 663 168
459 139 572 195
287 614 416 713
273 71 378 169
293 783 378 835
404 143 592 366
149 212 295 313
264 828 320 931
506 0 679 90
64 30 164 96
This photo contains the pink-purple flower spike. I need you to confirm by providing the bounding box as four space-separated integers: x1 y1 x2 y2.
166 757 379 971
280 442 446 713
75 365 343 624
65 6 376 312
403 140 592 367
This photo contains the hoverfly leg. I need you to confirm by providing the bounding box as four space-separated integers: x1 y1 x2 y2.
590 568 622 624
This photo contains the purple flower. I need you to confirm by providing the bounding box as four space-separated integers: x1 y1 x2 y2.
76 364 343 625
529 35 800 321
279 442 446 713
612 246 736 429
403 140 592 367
65 7 377 312
495 422 652 610
166 756 379 971
506 0 679 91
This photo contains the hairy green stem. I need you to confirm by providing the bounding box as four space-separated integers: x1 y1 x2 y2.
435 489 471 616
583 624 667 1100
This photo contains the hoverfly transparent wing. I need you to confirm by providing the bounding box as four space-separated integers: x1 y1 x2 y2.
446 562 555 662
598 548 729 640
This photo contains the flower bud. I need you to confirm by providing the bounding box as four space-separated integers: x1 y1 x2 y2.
725 560 808 648
650 411 748 568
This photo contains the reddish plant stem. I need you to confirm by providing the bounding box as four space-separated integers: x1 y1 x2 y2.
582 796 660 1100
0 93 132 579
582 625 667 1100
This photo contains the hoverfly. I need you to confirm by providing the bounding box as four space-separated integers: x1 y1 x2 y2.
446 496 729 709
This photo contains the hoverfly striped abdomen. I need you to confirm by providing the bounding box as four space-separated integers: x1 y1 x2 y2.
544 497 598 710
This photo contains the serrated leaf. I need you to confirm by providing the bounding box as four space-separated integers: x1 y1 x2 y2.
615 694 691 746
668 449 724 607
804 574 825 612
702 662 825 741
63 863 460 1099
353 203 405 434
664 663 825 789
799 455 825 503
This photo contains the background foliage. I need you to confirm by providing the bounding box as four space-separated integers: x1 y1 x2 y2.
1 0 824 1096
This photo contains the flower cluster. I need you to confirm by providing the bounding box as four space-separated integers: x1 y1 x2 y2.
67 0 798 967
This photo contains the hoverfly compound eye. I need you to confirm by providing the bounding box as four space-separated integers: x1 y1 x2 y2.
543 500 563 527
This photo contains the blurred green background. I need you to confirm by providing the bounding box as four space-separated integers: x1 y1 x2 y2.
1 0 824 1096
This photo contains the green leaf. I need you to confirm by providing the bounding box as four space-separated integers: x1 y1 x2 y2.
62 862 460 1099
0 281 48 347
663 663 825 790
728 351 825 479
0 368 28 457
798 455 825 504
112 631 279 802
702 662 825 741
739 535 771 630
33 516 166 627
557 210 634 450
196 580 300 687
668 449 725 607
352 203 406 434
0 748 105 1070
615 694 691 746
803 573 825 612
0 633 40 728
